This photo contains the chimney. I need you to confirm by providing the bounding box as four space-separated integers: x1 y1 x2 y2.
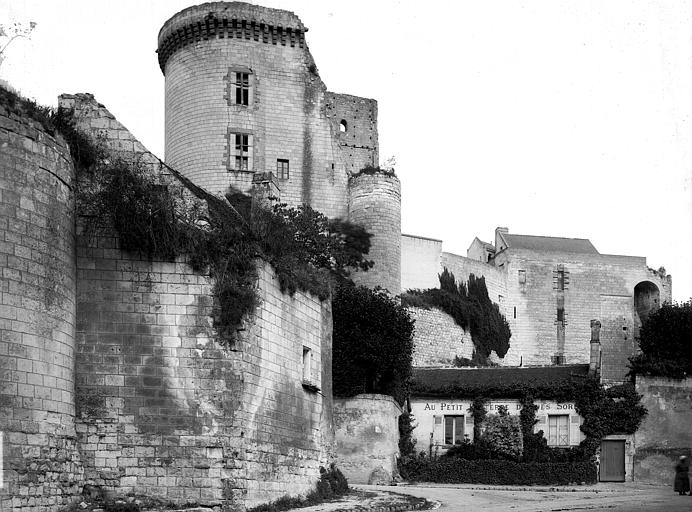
495 227 509 252
589 319 602 377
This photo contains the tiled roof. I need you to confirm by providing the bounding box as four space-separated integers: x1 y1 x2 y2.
411 365 590 396
504 234 598 254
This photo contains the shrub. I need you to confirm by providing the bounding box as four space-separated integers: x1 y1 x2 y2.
481 406 523 461
332 283 414 404
400 455 596 485
629 300 692 379
399 411 417 459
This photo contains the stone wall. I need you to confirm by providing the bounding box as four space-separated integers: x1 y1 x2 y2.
158 3 356 219
634 376 692 485
333 394 401 485
325 92 378 174
493 248 672 372
0 99 84 512
348 171 401 294
56 91 334 509
75 233 332 507
401 235 442 291
409 307 473 367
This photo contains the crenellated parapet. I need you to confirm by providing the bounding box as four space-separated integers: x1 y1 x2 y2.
157 2 307 74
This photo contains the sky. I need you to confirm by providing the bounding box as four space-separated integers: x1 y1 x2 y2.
2 0 691 302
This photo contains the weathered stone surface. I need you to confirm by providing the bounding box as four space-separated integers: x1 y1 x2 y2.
0 102 84 512
634 376 692 485
334 394 401 485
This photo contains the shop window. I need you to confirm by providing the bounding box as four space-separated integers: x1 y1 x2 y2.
226 131 253 172
547 415 569 446
276 159 289 180
444 415 464 445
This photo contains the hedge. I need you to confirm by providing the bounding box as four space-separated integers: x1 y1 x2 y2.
400 457 597 485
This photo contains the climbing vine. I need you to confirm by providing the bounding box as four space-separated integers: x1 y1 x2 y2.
402 268 511 364
332 283 414 404
411 376 647 461
28 100 374 343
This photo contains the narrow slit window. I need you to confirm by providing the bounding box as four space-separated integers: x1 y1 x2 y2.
302 347 312 382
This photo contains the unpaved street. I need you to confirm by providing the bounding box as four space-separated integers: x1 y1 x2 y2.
358 483 692 512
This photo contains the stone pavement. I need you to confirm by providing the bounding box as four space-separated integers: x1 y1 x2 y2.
357 482 692 512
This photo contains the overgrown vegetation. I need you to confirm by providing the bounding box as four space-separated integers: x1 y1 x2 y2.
352 165 396 178
402 269 511 365
332 284 414 404
481 405 523 460
402 376 646 483
628 301 692 379
8 93 374 342
399 457 596 485
398 411 417 459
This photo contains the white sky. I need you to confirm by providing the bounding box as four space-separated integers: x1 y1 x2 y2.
2 0 691 302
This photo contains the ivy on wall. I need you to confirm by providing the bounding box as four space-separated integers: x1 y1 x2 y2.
332 284 414 404
402 269 511 364
411 376 647 462
0 86 375 345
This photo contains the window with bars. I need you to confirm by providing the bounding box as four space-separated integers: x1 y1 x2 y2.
226 132 253 172
444 415 464 445
225 68 253 107
547 415 569 446
276 159 289 180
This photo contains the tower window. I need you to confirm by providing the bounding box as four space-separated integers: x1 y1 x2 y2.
557 307 565 325
339 119 348 132
235 72 250 105
225 67 254 107
276 159 289 180
226 131 253 172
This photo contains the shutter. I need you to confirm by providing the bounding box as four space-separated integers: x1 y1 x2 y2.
433 415 443 445
228 70 237 106
247 134 254 171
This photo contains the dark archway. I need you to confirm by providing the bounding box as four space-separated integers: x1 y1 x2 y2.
634 281 660 326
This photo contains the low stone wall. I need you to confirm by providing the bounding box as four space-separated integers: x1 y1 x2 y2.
634 376 692 485
333 394 401 485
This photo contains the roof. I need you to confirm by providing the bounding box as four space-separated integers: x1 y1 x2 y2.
411 365 590 397
504 234 598 254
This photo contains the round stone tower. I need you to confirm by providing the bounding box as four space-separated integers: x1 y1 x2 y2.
0 99 82 510
158 2 349 218
348 171 401 295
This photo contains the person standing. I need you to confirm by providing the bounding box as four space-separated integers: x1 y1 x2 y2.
674 455 690 495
